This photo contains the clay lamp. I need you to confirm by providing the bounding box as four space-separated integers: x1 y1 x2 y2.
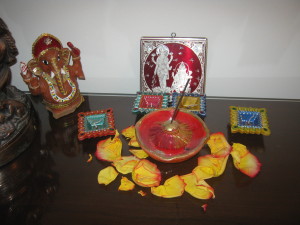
135 108 209 163
136 79 209 163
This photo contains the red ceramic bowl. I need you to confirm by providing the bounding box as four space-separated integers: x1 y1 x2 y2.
135 108 210 163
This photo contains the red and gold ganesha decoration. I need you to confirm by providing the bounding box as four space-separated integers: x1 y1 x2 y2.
20 33 85 119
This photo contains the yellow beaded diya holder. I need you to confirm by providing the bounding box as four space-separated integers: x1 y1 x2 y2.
229 106 271 136
77 108 116 140
171 93 206 118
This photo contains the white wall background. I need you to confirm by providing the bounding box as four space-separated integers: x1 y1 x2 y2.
1 0 299 99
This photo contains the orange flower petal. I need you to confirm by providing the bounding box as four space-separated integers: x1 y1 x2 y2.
151 175 186 198
231 143 262 178
129 149 149 159
132 159 161 187
181 173 215 200
112 156 140 174
118 176 135 191
97 166 119 185
95 130 122 162
196 154 229 178
207 132 232 157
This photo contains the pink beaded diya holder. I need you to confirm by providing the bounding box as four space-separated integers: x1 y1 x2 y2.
132 92 169 114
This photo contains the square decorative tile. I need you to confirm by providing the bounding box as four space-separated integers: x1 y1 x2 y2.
229 106 270 135
171 93 206 118
77 108 116 140
140 36 207 95
132 92 169 114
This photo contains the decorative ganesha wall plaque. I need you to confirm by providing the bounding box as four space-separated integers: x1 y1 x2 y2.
20 33 85 119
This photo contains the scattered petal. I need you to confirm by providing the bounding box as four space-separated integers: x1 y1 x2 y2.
132 159 161 187
201 203 208 212
121 125 136 139
112 156 140 174
196 154 229 178
128 137 140 148
231 143 261 178
95 130 122 162
138 190 147 196
193 165 215 180
129 149 149 159
151 175 186 198
207 132 231 157
194 133 231 180
86 154 93 163
122 126 140 147
181 173 215 200
118 176 135 191
97 166 119 185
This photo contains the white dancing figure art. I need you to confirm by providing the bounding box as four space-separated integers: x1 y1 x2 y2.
171 61 192 93
151 44 173 91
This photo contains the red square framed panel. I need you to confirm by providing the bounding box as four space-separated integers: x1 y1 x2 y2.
140 35 207 94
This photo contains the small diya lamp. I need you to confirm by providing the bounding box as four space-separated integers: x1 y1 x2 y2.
229 106 271 136
132 92 169 114
77 108 116 140
171 92 206 118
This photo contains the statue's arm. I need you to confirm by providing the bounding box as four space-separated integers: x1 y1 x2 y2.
151 55 157 64
20 62 41 95
67 42 85 80
168 53 173 64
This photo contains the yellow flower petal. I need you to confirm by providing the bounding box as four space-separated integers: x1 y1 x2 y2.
138 190 147 196
86 154 93 163
196 154 229 178
118 176 135 191
95 130 122 162
97 166 119 185
128 136 140 147
207 132 231 157
151 175 185 198
122 126 140 147
193 165 215 180
194 132 231 180
231 143 249 163
121 125 136 139
112 156 140 174
231 143 262 178
129 149 149 159
181 173 215 200
132 159 161 187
